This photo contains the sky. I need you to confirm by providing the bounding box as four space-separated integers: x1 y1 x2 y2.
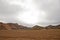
0 0 60 27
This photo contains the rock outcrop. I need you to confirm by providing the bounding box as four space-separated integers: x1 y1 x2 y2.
0 22 60 30
32 25 44 29
0 22 28 30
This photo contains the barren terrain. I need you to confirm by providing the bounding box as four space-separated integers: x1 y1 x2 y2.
0 29 60 40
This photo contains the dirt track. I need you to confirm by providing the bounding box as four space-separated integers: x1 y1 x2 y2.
0 29 60 40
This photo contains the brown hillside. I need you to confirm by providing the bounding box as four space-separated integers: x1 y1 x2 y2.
0 22 28 30
0 22 60 30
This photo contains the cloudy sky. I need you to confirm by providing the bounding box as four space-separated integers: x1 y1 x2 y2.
0 0 60 27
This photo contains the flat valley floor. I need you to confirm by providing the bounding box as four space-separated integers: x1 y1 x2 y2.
0 29 60 40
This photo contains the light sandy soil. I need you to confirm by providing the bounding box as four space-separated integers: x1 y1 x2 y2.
0 29 60 40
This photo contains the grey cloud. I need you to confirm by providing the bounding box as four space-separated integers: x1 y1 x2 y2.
0 0 22 17
35 0 60 25
0 0 60 26
0 0 23 23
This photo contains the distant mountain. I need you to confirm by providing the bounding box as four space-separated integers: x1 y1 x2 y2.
32 25 44 29
45 25 60 29
0 22 29 30
32 25 60 29
0 22 7 30
0 22 60 30
55 25 60 29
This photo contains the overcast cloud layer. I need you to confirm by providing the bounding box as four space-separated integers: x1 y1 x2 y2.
0 0 60 27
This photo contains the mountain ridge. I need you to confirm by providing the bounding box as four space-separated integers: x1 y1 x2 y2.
0 22 60 30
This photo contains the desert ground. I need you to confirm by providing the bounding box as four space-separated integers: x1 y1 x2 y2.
0 29 60 40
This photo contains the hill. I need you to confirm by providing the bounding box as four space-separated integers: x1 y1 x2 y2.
0 22 29 30
0 22 60 30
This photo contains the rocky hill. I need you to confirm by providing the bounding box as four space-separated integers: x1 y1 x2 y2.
32 25 60 29
0 22 29 30
0 22 60 30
